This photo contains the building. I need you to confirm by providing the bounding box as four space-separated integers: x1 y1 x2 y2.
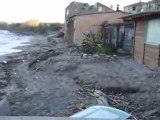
104 19 134 53
64 2 127 45
64 2 114 44
123 11 160 68
141 0 160 12
65 2 113 20
124 0 160 14
124 1 146 14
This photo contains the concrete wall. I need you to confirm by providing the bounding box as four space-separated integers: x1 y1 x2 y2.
142 0 160 12
134 19 160 68
134 19 145 63
144 43 159 68
124 5 142 14
64 2 114 41
125 0 160 14
73 12 127 45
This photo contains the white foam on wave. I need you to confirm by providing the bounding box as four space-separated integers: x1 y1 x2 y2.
0 30 32 56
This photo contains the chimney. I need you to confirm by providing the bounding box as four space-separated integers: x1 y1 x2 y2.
117 4 119 11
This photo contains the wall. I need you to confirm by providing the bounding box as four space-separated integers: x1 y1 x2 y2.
73 12 127 45
134 19 160 68
124 6 142 14
142 0 160 12
134 19 145 63
144 43 159 68
64 2 89 40
64 2 114 41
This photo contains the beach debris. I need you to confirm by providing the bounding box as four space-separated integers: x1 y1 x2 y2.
143 109 159 118
0 97 11 115
68 100 86 113
2 61 7 64
28 49 61 69
25 88 28 91
94 90 109 106
0 72 6 79
0 80 7 88
80 53 87 58
113 54 117 57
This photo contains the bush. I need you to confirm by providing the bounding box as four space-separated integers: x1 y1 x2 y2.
0 22 63 34
82 32 113 54
94 44 112 54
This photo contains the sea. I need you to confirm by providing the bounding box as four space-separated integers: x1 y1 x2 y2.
0 30 32 56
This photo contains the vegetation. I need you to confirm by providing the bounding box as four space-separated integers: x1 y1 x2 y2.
82 32 113 54
0 20 63 34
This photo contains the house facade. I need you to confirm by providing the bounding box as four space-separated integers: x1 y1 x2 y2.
64 2 128 46
104 20 134 53
141 0 160 12
64 2 114 45
124 0 160 14
124 1 146 14
66 11 127 45
123 12 160 68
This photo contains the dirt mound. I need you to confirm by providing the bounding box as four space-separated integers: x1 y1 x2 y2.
0 34 160 119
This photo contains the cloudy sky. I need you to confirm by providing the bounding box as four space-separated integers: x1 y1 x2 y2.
0 0 150 23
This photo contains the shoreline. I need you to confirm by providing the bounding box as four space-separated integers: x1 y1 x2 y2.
0 30 35 62
0 33 47 102
0 31 160 119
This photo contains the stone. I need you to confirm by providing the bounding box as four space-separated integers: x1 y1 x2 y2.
2 60 7 64
94 90 109 106
117 49 128 55
0 97 10 115
0 72 6 79
0 80 7 86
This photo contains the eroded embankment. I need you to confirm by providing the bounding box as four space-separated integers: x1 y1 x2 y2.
0 34 160 119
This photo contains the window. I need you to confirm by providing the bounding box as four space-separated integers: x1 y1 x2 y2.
98 6 103 12
66 10 69 15
133 6 136 11
74 20 76 29
145 18 160 44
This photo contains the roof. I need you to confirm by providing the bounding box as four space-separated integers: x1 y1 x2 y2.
124 1 147 8
66 1 114 18
66 1 89 9
69 11 129 18
121 11 160 19
96 2 111 9
105 19 124 26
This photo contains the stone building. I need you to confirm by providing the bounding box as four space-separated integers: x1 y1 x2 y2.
64 1 114 44
124 0 160 14
141 0 160 12
124 1 146 14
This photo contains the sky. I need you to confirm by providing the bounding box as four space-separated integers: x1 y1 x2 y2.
0 0 150 23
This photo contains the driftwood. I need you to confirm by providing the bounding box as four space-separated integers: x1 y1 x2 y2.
94 90 109 106
143 109 159 118
28 50 61 68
